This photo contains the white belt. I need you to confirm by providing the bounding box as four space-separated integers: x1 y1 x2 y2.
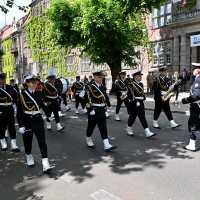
91 103 106 107
76 90 83 92
135 97 144 100
24 111 41 115
46 95 58 99
120 91 126 92
0 102 12 106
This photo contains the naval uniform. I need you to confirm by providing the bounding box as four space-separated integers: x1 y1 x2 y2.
17 89 50 158
0 85 17 140
182 75 200 140
152 75 173 121
128 80 148 129
72 81 85 109
115 78 130 114
42 82 60 124
84 83 111 140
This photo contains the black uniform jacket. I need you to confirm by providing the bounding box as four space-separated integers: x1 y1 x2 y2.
71 81 84 94
128 80 145 103
17 89 50 128
153 75 169 100
182 76 200 104
115 79 129 97
84 82 111 112
42 82 58 102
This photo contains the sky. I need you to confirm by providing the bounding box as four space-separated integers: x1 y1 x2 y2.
0 0 32 29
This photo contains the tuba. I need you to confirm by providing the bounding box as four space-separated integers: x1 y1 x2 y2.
161 79 181 102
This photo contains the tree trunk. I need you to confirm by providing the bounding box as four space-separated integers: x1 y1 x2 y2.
108 60 121 94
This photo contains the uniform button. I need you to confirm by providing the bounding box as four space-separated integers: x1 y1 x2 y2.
30 116 32 118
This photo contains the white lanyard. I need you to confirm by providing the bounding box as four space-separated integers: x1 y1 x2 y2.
76 82 84 88
24 90 40 111
47 82 58 93
119 80 126 87
92 84 106 100
0 86 13 101
159 76 168 87
133 81 144 91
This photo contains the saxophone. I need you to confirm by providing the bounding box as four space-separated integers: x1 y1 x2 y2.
161 79 181 102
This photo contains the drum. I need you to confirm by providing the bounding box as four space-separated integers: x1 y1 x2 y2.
79 90 85 98
55 78 68 94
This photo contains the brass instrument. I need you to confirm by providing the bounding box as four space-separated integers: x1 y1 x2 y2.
161 79 181 102
120 90 128 101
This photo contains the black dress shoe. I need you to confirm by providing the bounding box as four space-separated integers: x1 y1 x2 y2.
171 124 182 129
58 127 65 132
43 169 51 174
153 126 161 129
2 148 7 151
105 146 117 152
27 164 35 167
147 133 157 139
12 148 20 152
87 144 96 148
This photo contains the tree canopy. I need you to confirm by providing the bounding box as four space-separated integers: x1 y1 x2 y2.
47 0 166 84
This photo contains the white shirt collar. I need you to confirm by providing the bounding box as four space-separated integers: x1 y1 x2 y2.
134 80 140 84
28 88 35 93
95 82 100 87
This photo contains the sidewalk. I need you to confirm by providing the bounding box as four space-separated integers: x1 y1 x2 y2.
109 92 190 114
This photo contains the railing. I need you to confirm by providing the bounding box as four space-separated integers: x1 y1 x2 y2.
172 9 200 23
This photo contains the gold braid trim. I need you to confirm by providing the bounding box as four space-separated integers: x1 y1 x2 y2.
74 83 83 89
131 82 143 95
157 76 167 90
44 84 57 95
0 97 7 101
20 93 35 111
88 85 103 98
117 81 126 90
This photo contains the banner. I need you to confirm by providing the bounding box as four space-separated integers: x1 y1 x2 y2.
190 34 200 47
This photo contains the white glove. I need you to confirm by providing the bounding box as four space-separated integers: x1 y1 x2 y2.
136 102 140 107
48 117 53 121
19 127 25 134
44 103 48 106
122 92 126 96
161 91 167 96
75 93 79 95
90 110 95 115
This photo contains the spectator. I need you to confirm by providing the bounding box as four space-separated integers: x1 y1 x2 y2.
172 71 181 102
180 71 187 92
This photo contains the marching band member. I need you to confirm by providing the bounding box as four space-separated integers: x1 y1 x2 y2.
182 63 200 151
152 66 181 129
0 72 20 152
84 70 117 152
72 76 87 114
17 75 51 173
126 71 156 138
42 75 65 131
115 71 130 121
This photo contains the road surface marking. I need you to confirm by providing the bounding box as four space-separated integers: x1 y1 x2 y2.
90 189 121 200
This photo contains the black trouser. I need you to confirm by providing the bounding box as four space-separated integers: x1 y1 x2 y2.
75 94 85 109
0 105 16 139
174 85 179 101
86 107 108 140
128 101 148 129
46 100 60 123
23 114 47 158
58 93 68 111
116 96 130 114
188 104 200 140
154 98 173 121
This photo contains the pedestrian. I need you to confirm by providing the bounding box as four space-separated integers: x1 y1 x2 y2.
152 66 181 129
84 70 117 152
17 75 51 173
0 72 20 152
115 71 130 121
42 74 65 131
181 63 200 151
147 72 154 95
172 71 181 102
180 71 187 92
126 71 156 138
72 76 87 114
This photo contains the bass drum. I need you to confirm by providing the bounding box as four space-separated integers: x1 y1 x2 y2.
55 78 68 94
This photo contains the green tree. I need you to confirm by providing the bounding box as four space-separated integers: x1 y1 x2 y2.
47 0 165 86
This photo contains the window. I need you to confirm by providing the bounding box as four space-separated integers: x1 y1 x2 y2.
81 56 91 72
152 3 172 28
66 56 74 71
152 41 171 67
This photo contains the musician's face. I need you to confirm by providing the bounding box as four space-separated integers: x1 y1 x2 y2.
0 78 6 86
48 78 55 84
134 75 142 82
160 71 167 76
120 74 126 79
26 81 37 90
94 76 104 84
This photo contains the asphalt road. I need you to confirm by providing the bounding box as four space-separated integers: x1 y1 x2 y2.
0 103 200 200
